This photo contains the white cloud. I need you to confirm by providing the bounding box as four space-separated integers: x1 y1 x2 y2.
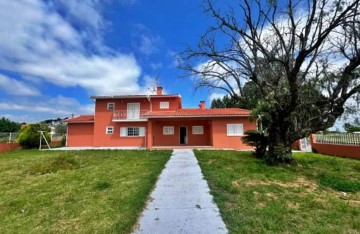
132 24 161 56
0 74 39 96
209 92 226 102
0 0 149 95
0 95 93 117
150 62 163 70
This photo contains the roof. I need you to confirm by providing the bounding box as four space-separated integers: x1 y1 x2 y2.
143 108 251 118
90 94 181 99
63 115 94 123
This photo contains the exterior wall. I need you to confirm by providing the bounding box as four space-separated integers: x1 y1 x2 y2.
67 123 94 147
94 122 147 147
0 143 20 153
151 119 211 146
211 117 256 150
310 134 360 159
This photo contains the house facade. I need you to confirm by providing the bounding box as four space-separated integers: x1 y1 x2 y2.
65 87 256 149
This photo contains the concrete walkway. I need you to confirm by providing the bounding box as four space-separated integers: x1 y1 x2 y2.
134 149 228 234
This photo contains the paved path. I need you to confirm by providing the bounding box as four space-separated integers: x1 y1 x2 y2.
134 149 228 234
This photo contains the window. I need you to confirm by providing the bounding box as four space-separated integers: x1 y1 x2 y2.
163 126 174 135
227 124 244 136
107 102 115 110
120 127 145 137
160 102 169 109
192 126 204 135
106 126 114 134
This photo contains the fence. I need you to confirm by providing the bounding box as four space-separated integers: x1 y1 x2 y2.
314 133 360 145
0 132 19 143
311 134 360 159
0 132 64 143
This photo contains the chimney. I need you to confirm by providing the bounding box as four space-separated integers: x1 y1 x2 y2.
199 101 206 110
156 86 163 95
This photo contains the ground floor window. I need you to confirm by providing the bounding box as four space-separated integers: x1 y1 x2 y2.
192 126 204 135
163 126 174 135
227 124 244 136
120 127 145 137
106 126 114 134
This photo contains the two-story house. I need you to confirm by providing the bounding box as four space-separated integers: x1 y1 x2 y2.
65 87 256 149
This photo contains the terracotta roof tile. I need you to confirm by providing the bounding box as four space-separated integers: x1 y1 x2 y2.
143 108 251 118
64 115 94 123
90 94 180 99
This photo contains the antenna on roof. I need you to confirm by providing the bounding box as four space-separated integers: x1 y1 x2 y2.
147 75 160 94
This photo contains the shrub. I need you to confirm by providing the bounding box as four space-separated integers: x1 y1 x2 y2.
18 124 51 149
242 130 268 158
60 135 66 147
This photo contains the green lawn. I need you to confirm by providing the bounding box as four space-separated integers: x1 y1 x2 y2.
195 150 360 233
0 149 172 234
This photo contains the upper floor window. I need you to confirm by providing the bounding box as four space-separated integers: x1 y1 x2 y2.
107 102 115 110
227 124 244 136
160 102 169 109
106 126 114 134
192 126 204 135
163 126 174 135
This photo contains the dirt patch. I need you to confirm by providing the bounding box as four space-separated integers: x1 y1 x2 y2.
347 200 360 206
286 201 300 209
240 178 318 192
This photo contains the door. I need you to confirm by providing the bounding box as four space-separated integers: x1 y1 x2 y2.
180 126 187 144
127 103 140 119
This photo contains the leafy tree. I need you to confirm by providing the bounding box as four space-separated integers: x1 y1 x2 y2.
0 117 21 132
18 124 51 148
344 123 360 133
181 0 360 164
55 123 67 135
211 81 262 109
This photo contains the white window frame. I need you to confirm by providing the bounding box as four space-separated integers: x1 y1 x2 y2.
163 126 174 135
120 127 145 137
107 102 115 110
127 103 140 119
106 126 114 134
192 126 204 135
227 124 244 136
160 102 169 109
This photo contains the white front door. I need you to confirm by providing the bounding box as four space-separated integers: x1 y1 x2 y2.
127 103 140 119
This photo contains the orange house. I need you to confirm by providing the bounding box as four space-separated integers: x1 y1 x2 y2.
65 87 256 150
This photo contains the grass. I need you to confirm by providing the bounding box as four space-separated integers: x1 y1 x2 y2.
0 149 172 234
195 150 360 233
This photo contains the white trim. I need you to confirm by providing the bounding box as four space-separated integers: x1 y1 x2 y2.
107 102 115 110
160 102 170 109
192 126 204 135
106 126 114 134
163 126 174 135
179 126 188 144
227 124 244 136
120 126 145 137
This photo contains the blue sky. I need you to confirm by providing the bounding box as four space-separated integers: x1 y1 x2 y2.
0 0 221 123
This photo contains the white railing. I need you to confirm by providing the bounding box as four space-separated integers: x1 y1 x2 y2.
112 110 149 121
0 132 19 143
315 133 360 145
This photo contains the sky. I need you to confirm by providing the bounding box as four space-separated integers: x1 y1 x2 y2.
0 0 219 123
0 0 356 130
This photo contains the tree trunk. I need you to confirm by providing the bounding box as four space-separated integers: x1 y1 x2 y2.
266 113 295 165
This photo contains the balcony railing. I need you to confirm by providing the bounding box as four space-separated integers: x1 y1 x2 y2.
113 110 149 121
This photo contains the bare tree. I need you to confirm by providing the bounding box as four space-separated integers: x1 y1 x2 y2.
181 0 360 164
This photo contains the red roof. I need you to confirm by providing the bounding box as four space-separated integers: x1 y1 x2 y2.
64 115 94 123
90 94 180 99
143 108 251 118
